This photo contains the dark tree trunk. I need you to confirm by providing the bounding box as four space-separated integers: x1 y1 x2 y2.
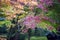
28 28 31 40
28 35 30 40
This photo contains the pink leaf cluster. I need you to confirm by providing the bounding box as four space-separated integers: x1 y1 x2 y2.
38 0 53 12
23 15 40 29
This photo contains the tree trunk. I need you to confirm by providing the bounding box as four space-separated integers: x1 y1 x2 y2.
28 28 31 40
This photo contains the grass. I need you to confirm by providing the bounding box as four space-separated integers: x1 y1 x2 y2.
26 36 47 40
